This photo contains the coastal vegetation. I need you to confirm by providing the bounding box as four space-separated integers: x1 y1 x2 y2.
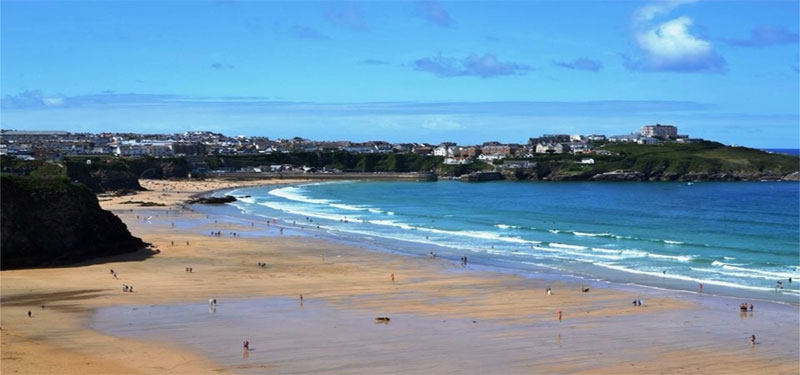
2 142 797 187
522 141 799 181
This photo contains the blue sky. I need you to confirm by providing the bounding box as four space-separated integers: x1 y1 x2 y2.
1 0 798 147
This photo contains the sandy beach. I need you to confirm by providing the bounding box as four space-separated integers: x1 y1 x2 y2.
1 179 798 374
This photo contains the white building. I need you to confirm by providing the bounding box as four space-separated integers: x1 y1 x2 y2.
641 124 677 139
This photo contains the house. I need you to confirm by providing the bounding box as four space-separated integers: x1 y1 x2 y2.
392 143 414 153
586 134 607 141
567 142 591 154
480 142 516 157
444 156 469 165
477 153 504 161
434 142 458 157
637 137 661 145
369 141 394 153
608 133 641 143
411 145 433 155
535 142 568 154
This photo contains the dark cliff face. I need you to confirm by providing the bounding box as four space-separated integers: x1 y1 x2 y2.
1 175 147 269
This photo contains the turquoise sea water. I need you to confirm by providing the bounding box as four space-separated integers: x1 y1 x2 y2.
226 181 799 302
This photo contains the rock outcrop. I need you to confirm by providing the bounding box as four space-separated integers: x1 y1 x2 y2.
1 175 147 269
186 195 237 204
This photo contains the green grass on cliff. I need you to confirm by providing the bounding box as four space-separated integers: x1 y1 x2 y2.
597 141 799 175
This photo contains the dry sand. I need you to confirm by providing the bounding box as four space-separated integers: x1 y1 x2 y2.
1 179 797 374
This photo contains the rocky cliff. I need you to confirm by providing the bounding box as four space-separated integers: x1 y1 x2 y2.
1 175 147 269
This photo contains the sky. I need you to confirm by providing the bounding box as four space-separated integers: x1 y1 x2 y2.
1 0 798 147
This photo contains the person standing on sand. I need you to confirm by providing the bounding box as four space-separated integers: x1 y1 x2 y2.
391 273 395 282
27 310 32 318
699 283 703 292
557 311 562 322
751 334 756 345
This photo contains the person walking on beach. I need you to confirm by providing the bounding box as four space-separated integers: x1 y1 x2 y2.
27 310 32 318
243 340 249 350
698 283 703 293
557 311 562 322
751 334 756 346
391 273 395 283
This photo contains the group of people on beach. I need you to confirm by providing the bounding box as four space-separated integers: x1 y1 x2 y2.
460 256 468 266
257 262 267 268
631 299 645 307
109 269 118 279
739 303 754 312
122 284 133 292
185 267 193 273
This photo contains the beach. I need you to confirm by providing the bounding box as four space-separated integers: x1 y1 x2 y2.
1 179 798 374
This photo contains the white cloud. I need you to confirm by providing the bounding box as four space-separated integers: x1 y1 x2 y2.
42 97 65 106
628 1 724 73
633 0 696 24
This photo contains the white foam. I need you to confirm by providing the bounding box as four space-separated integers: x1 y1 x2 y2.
645 252 694 262
236 197 256 204
721 264 800 280
548 229 560 234
416 227 541 245
329 203 369 211
573 231 613 237
268 186 331 205
691 267 781 280
369 219 416 231
494 224 520 229
549 243 587 250
259 202 345 222
663 240 684 245
594 262 783 293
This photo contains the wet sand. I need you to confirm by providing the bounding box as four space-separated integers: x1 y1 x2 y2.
1 179 798 374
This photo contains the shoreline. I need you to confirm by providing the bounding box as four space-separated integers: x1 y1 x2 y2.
208 181 799 306
1 178 798 374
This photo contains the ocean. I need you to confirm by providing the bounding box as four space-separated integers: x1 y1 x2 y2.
763 148 800 156
224 181 800 303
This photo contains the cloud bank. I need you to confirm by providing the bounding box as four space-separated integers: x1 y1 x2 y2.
413 53 529 78
415 1 451 27
553 58 603 72
727 26 799 47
